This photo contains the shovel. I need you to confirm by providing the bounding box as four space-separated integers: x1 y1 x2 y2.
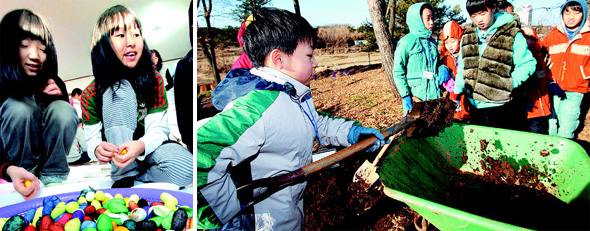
235 98 456 208
352 102 421 188
235 112 418 208
352 133 397 187
353 96 457 189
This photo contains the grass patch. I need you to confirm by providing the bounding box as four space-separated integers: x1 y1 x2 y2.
347 93 381 108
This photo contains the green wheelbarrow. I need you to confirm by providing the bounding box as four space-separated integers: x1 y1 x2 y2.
379 123 590 231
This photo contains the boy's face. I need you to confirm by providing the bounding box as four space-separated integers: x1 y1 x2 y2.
444 37 460 54
422 8 434 31
563 7 584 31
19 38 46 77
280 42 318 86
470 7 495 32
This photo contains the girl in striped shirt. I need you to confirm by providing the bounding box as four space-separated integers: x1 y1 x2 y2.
81 5 192 188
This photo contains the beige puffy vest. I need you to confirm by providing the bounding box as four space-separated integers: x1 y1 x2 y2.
461 19 520 103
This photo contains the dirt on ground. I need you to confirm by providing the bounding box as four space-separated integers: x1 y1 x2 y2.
197 45 590 230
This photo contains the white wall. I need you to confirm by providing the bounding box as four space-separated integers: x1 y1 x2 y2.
0 0 192 91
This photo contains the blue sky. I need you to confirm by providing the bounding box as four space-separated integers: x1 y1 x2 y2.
198 0 564 29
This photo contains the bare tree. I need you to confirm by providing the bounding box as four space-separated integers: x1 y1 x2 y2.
385 0 397 40
293 0 301 16
367 0 400 98
198 0 221 84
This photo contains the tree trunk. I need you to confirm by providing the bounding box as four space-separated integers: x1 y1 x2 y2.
367 0 400 98
293 0 301 16
387 0 396 40
201 0 221 84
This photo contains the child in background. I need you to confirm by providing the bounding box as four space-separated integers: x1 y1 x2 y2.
498 1 514 13
151 49 163 73
454 0 536 129
150 49 173 91
197 8 386 230
393 2 450 115
520 27 551 134
70 88 83 118
82 5 192 188
68 122 90 165
232 15 254 69
542 0 590 139
0 9 78 197
439 20 470 121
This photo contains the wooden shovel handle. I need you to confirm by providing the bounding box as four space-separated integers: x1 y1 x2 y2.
371 135 397 165
302 116 416 176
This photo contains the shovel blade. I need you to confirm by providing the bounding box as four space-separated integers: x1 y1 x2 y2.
353 160 379 187
353 160 372 182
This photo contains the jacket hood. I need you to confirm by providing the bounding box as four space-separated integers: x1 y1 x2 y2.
211 68 288 111
559 0 588 35
484 12 515 35
407 2 433 38
211 67 310 111
440 21 464 55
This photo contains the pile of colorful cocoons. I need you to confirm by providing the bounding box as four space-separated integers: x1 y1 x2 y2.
0 188 193 231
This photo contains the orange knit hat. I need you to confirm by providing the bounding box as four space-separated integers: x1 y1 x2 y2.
440 21 464 55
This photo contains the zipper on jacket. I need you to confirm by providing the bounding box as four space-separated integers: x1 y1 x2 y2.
558 34 582 82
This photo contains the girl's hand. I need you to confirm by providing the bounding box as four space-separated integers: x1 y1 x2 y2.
112 141 145 169
41 78 61 96
95 141 117 164
7 166 41 200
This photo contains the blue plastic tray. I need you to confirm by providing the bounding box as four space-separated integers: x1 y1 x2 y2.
0 188 193 217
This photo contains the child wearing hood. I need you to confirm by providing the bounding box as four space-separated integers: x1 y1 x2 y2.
440 20 470 121
454 0 536 129
393 2 450 115
542 0 590 139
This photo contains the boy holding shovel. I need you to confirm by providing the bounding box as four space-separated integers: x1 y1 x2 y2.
197 8 387 230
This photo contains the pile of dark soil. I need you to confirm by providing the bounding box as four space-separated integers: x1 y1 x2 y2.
303 153 414 230
379 134 589 230
445 155 589 230
406 97 457 138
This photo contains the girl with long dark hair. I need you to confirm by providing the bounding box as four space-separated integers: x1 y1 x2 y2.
82 5 192 188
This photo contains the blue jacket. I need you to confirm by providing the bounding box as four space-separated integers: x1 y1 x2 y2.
199 67 354 230
392 2 442 100
455 12 536 109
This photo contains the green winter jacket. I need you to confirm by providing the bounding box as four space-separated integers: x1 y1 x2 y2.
392 2 442 100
